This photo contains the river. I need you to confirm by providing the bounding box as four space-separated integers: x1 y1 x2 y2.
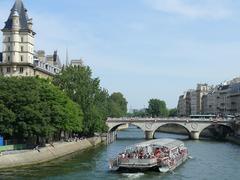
0 126 240 180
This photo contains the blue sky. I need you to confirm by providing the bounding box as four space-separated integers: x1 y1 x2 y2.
1 0 240 109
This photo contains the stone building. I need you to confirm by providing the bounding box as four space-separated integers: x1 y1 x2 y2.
201 82 240 116
70 59 84 68
178 84 212 116
190 84 211 115
215 84 231 115
177 91 192 116
179 77 240 116
202 89 218 115
0 0 61 78
228 82 240 115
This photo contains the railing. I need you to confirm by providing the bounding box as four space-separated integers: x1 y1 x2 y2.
34 59 61 74
0 144 26 153
107 117 232 122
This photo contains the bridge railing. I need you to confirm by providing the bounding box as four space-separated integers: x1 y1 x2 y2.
107 117 235 122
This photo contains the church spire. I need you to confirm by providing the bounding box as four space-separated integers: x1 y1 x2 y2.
66 48 69 66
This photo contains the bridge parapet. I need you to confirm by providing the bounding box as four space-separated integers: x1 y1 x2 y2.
107 117 232 123
106 117 234 140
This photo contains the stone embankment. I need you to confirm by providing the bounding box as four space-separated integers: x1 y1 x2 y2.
226 136 240 145
0 136 107 169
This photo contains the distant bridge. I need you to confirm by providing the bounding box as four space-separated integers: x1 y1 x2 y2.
106 117 234 140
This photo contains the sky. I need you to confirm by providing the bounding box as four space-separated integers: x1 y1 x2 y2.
1 0 240 110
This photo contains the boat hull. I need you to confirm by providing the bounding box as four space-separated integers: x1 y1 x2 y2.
110 153 188 173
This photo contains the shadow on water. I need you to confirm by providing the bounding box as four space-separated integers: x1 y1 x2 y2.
0 144 107 180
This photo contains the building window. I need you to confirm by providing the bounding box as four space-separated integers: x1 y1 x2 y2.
7 56 10 62
20 67 24 73
21 46 23 52
21 56 23 62
21 37 23 42
8 46 10 51
7 67 11 73
8 37 10 42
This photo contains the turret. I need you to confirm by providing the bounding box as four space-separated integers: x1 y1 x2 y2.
1 0 35 65
27 18 33 31
12 9 20 31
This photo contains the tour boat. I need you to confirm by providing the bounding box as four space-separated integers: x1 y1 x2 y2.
109 139 188 172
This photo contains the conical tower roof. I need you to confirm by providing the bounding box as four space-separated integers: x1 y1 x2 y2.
3 0 31 31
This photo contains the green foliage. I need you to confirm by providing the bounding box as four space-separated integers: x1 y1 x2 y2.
108 92 128 118
0 102 15 137
147 99 169 117
53 66 110 135
0 66 127 141
169 108 178 117
127 109 148 117
0 77 83 143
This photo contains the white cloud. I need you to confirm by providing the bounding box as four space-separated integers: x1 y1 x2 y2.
145 0 232 19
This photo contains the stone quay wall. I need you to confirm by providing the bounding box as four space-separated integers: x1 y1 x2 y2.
0 136 106 169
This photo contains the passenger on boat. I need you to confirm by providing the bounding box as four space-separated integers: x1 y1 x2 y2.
154 148 161 158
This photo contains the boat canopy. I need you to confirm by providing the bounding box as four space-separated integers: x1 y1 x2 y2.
127 139 184 150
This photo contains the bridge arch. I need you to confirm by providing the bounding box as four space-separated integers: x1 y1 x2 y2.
199 123 234 138
108 122 146 133
152 122 191 139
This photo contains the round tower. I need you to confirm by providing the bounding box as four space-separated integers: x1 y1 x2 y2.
12 9 20 30
27 18 33 31
11 9 20 63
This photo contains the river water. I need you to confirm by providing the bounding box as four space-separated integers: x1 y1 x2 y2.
1 127 240 180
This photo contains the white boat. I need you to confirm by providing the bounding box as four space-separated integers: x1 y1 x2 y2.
109 139 188 172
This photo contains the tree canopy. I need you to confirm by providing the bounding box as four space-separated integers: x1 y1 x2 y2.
0 77 83 144
53 66 109 135
0 65 128 144
147 99 169 117
168 108 178 117
127 109 148 117
108 92 128 118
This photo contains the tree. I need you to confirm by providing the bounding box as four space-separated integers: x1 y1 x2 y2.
0 102 15 138
168 108 178 117
108 92 128 118
127 109 148 117
147 99 168 117
0 77 83 145
53 66 109 135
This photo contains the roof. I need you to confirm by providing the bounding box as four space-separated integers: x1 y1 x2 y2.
128 139 184 150
3 0 30 31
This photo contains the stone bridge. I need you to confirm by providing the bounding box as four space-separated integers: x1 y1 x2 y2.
106 117 234 140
